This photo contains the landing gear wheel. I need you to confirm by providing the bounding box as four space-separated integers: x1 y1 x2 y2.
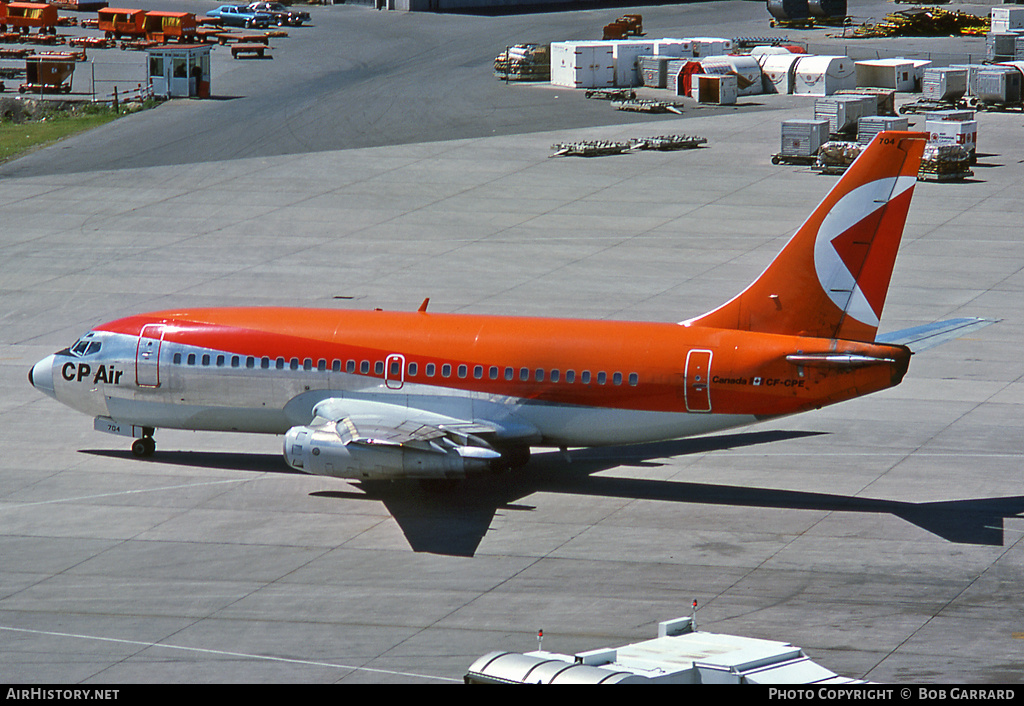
131 437 155 458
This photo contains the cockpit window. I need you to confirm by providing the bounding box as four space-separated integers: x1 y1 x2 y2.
70 338 102 356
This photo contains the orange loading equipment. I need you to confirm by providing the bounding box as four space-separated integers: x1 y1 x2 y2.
1 2 59 35
20 51 84 93
602 14 644 40
97 7 146 38
143 12 197 43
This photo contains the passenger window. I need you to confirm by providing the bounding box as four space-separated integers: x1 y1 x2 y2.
276 358 285 370
303 358 313 371
520 368 529 381
613 372 622 386
374 361 384 375
505 367 514 381
231 356 240 368
408 362 418 376
261 357 270 369
458 364 468 379
473 365 483 379
187 353 196 365
535 369 544 382
442 364 452 378
566 370 575 383
426 363 436 377
360 361 369 374
597 372 606 385
629 372 638 386
173 352 182 364
390 360 401 375
290 358 300 371
318 359 327 372
216 355 225 367
550 369 560 383
246 357 255 369
582 370 591 384
202 354 211 366
346 360 355 373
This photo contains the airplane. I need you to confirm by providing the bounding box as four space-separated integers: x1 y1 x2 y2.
28 131 994 482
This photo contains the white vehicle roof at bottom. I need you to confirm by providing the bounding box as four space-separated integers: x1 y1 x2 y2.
464 617 870 684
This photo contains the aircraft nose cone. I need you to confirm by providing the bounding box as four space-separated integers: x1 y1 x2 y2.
30 354 56 399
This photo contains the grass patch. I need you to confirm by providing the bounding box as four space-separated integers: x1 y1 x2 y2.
0 101 154 165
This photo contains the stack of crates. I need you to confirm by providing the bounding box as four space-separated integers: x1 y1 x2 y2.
781 119 829 157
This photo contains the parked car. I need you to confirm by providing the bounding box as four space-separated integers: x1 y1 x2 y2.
245 2 309 26
205 5 272 28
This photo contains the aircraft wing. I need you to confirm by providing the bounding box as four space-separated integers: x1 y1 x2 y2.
308 396 539 443
875 317 998 353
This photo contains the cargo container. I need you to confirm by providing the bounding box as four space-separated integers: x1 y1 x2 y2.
759 53 804 94
856 115 909 144
987 32 1021 62
976 67 1022 104
991 7 1024 33
689 37 733 58
922 67 967 102
794 55 856 96
698 55 763 95
692 73 737 105
550 41 614 89
925 118 977 162
668 59 702 96
814 95 875 133
780 118 829 157
611 40 655 87
855 59 916 92
652 39 693 58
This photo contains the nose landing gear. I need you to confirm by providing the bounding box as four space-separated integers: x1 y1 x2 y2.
130 430 156 458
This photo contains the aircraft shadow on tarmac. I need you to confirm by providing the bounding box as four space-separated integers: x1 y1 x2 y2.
86 431 1024 557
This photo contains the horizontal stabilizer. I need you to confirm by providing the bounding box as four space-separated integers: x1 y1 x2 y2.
876 317 998 353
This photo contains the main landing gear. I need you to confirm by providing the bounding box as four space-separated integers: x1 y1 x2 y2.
130 428 156 458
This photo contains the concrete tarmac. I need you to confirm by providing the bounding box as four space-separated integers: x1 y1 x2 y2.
1 0 1022 684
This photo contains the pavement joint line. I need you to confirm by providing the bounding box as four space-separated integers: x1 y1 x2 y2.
0 625 461 683
0 477 256 509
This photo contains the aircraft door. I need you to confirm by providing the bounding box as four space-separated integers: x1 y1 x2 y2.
385 353 405 390
684 349 712 413
136 324 164 388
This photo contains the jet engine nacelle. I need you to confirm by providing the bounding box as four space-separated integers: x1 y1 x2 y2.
282 423 500 480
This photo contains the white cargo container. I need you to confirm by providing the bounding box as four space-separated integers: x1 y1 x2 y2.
689 37 734 57
759 53 805 94
855 59 916 92
856 115 909 144
653 39 694 57
976 66 1023 104
991 7 1024 33
699 55 763 95
922 67 968 101
611 40 656 87
794 55 856 95
692 73 737 105
781 118 829 157
949 63 989 96
550 41 615 88
814 95 875 133
926 118 977 161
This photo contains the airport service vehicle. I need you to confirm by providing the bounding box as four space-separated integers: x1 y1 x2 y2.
204 4 271 28
29 132 993 480
245 2 308 26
